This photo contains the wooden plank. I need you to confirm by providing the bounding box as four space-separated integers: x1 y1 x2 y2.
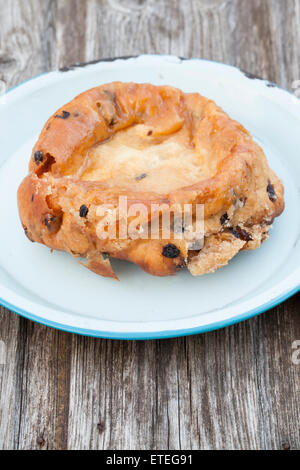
0 0 299 450
255 297 300 450
17 321 72 450
52 0 88 69
0 308 22 450
0 0 51 86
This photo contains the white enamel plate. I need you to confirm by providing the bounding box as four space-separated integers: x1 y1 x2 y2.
1 55 299 339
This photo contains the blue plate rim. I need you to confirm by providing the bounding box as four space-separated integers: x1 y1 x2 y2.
0 285 299 339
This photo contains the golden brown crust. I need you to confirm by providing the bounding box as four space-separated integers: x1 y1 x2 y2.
18 82 284 279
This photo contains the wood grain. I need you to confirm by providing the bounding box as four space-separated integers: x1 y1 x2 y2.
0 0 299 450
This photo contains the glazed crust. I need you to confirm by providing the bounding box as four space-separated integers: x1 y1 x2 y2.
18 82 284 279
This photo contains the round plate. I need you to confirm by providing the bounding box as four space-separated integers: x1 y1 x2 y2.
1 55 299 339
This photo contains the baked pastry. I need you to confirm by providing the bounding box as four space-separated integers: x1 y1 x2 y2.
17 82 284 280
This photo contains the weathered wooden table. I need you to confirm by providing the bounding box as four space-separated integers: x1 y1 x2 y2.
0 0 299 450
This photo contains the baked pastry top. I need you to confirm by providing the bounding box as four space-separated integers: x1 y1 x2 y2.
17 82 284 279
